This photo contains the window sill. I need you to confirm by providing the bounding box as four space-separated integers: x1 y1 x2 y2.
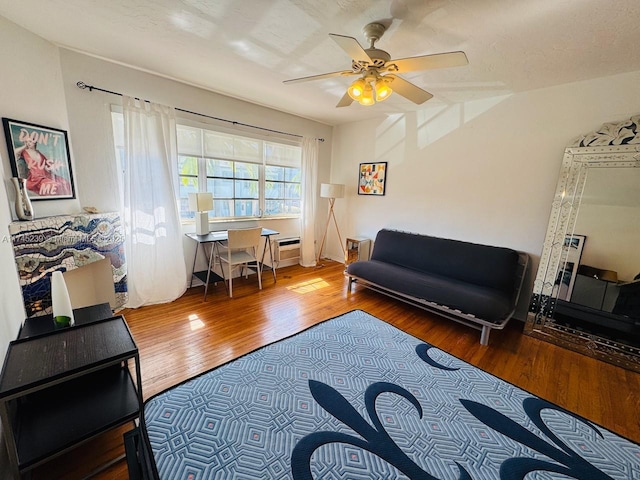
182 216 300 226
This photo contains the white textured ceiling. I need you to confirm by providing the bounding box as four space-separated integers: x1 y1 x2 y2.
1 0 640 126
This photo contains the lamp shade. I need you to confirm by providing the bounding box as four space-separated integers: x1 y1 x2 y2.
188 192 213 212
375 77 393 101
320 183 345 199
347 78 367 101
358 83 375 106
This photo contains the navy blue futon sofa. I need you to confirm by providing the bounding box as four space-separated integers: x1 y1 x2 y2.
346 229 529 345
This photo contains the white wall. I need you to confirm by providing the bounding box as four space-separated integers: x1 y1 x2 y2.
0 17 80 360
329 70 640 318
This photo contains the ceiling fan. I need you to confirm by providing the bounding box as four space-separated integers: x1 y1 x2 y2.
284 22 468 108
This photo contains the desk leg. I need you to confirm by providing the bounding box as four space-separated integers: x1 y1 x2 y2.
216 242 230 295
261 236 277 282
203 242 216 301
189 243 199 288
270 237 277 281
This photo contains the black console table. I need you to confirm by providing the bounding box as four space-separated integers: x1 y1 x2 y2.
0 313 142 478
17 302 113 339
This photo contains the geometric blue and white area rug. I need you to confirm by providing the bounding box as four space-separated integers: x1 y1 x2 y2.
143 310 640 479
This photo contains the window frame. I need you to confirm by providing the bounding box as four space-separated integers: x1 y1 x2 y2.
176 121 302 222
111 110 302 223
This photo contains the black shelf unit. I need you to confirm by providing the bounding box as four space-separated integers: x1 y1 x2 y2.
14 366 139 469
0 315 143 478
124 426 158 480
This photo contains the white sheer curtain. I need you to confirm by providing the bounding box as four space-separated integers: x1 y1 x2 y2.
122 96 186 307
300 137 319 266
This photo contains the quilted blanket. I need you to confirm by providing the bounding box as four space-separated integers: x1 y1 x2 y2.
143 310 639 479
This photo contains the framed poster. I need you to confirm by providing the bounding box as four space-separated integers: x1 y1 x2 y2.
2 118 75 200
358 161 387 195
553 234 586 301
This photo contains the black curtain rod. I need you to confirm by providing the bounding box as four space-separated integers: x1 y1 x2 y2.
76 81 324 142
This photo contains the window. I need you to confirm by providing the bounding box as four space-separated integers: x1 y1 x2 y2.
111 112 302 221
177 125 301 220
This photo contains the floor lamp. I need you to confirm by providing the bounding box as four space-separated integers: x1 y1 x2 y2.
317 183 346 264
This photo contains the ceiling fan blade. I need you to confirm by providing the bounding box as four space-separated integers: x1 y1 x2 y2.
388 76 433 104
283 70 356 84
336 92 354 108
390 51 468 73
329 33 372 64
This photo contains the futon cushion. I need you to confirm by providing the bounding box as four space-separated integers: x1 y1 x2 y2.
370 229 519 295
347 260 513 322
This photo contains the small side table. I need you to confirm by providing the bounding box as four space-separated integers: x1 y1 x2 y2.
0 314 142 478
345 237 371 266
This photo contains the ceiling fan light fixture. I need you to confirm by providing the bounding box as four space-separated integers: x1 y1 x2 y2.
374 77 393 102
285 23 467 109
358 83 375 106
347 78 367 100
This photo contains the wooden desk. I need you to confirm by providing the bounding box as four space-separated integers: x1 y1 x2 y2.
186 228 279 300
0 314 142 478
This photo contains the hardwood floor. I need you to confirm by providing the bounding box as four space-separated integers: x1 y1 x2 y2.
30 261 640 479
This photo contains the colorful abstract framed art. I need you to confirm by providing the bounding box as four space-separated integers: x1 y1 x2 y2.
358 161 387 195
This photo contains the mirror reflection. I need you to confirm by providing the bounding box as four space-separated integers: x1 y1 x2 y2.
552 167 640 347
525 115 640 373
578 167 640 284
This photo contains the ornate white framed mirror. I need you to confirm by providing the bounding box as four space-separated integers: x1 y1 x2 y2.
525 115 640 373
